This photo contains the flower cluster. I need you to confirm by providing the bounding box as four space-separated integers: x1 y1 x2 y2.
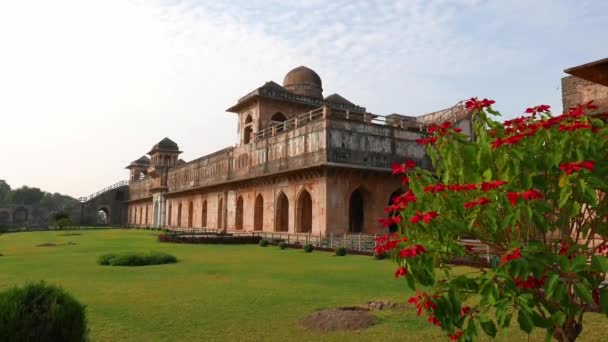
416 136 438 146
410 211 439 224
379 215 401 228
513 275 546 289
408 291 438 317
559 161 595 175
594 245 608 256
465 97 495 111
398 244 427 258
394 266 407 279
506 189 542 206
500 247 522 265
525 104 551 115
448 331 463 341
391 160 416 175
374 233 408 255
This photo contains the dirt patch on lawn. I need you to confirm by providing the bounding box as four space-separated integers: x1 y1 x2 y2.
301 307 376 331
35 242 78 247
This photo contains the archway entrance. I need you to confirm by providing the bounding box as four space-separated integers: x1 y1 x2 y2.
270 112 288 133
275 192 289 232
349 189 364 233
201 200 207 228
187 202 194 228
235 196 244 230
296 190 312 233
0 212 9 226
97 208 110 225
254 194 264 231
217 198 224 229
13 207 28 226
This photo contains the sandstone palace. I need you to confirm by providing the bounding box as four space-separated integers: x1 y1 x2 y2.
123 66 472 235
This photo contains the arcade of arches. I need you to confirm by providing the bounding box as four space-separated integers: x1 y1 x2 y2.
127 170 404 235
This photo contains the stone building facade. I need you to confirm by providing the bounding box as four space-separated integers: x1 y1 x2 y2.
126 66 471 235
562 58 608 114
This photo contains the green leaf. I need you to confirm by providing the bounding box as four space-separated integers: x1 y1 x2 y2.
591 255 608 273
550 311 566 326
545 273 559 299
480 318 497 337
574 283 593 304
518 310 534 334
482 168 492 181
558 185 572 208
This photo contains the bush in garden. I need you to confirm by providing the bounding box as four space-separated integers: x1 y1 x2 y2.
278 242 287 250
303 244 314 253
335 247 347 256
55 218 74 230
97 251 177 266
259 239 269 247
380 99 608 341
0 281 88 342
374 252 388 260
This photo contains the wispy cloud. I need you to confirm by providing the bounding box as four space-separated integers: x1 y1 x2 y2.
0 0 605 196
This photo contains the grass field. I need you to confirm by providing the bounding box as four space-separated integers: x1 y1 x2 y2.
0 229 606 341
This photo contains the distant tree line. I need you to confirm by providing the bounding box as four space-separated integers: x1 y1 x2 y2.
0 179 79 211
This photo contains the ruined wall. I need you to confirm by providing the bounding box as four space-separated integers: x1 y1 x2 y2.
562 76 608 113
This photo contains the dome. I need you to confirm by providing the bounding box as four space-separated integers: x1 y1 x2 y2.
152 137 179 151
282 66 323 99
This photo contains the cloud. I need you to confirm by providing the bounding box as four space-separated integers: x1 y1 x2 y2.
0 0 605 197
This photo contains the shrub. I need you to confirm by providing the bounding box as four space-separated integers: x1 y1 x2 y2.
384 99 608 341
97 251 177 266
0 281 87 342
278 242 287 250
55 218 73 230
335 247 347 256
158 234 260 244
303 244 314 253
259 239 269 247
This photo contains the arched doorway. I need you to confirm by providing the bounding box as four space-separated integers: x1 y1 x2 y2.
167 204 173 227
97 208 110 225
177 203 182 227
243 114 254 144
349 189 364 233
270 112 288 132
275 192 289 232
296 190 312 233
235 196 244 230
201 200 207 228
13 207 28 226
0 212 10 226
217 198 224 229
188 201 193 228
388 188 405 233
254 194 264 231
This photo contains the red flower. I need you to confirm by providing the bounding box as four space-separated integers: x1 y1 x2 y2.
480 180 507 192
392 190 417 208
559 122 592 131
391 160 416 175
460 306 471 316
491 137 505 149
374 233 408 255
500 247 522 265
428 315 441 327
559 160 595 175
525 104 551 115
416 136 438 146
521 189 542 200
379 215 401 228
514 275 546 289
506 192 519 206
394 266 407 279
418 211 439 224
448 330 463 341
424 184 446 194
398 244 427 258
465 97 495 111
464 197 492 209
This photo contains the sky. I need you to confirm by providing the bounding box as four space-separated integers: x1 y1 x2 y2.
0 0 606 198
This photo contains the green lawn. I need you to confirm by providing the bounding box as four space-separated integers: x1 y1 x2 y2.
0 229 606 341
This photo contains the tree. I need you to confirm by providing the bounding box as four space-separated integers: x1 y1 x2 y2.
0 180 10 205
382 99 608 341
6 186 44 206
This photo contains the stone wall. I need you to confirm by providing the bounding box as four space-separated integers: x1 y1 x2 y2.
562 76 608 113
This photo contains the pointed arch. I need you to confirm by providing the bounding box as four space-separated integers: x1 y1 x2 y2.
201 200 208 228
177 202 182 227
235 195 244 230
187 201 194 228
243 114 254 144
349 188 365 233
217 197 224 229
296 189 313 233
168 203 172 227
254 194 264 231
275 191 289 232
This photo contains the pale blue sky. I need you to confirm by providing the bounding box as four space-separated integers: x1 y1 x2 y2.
0 0 606 197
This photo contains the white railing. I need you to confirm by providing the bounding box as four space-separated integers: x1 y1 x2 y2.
78 180 129 203
253 107 324 141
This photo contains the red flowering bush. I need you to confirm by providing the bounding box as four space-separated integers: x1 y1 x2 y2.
383 98 608 341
